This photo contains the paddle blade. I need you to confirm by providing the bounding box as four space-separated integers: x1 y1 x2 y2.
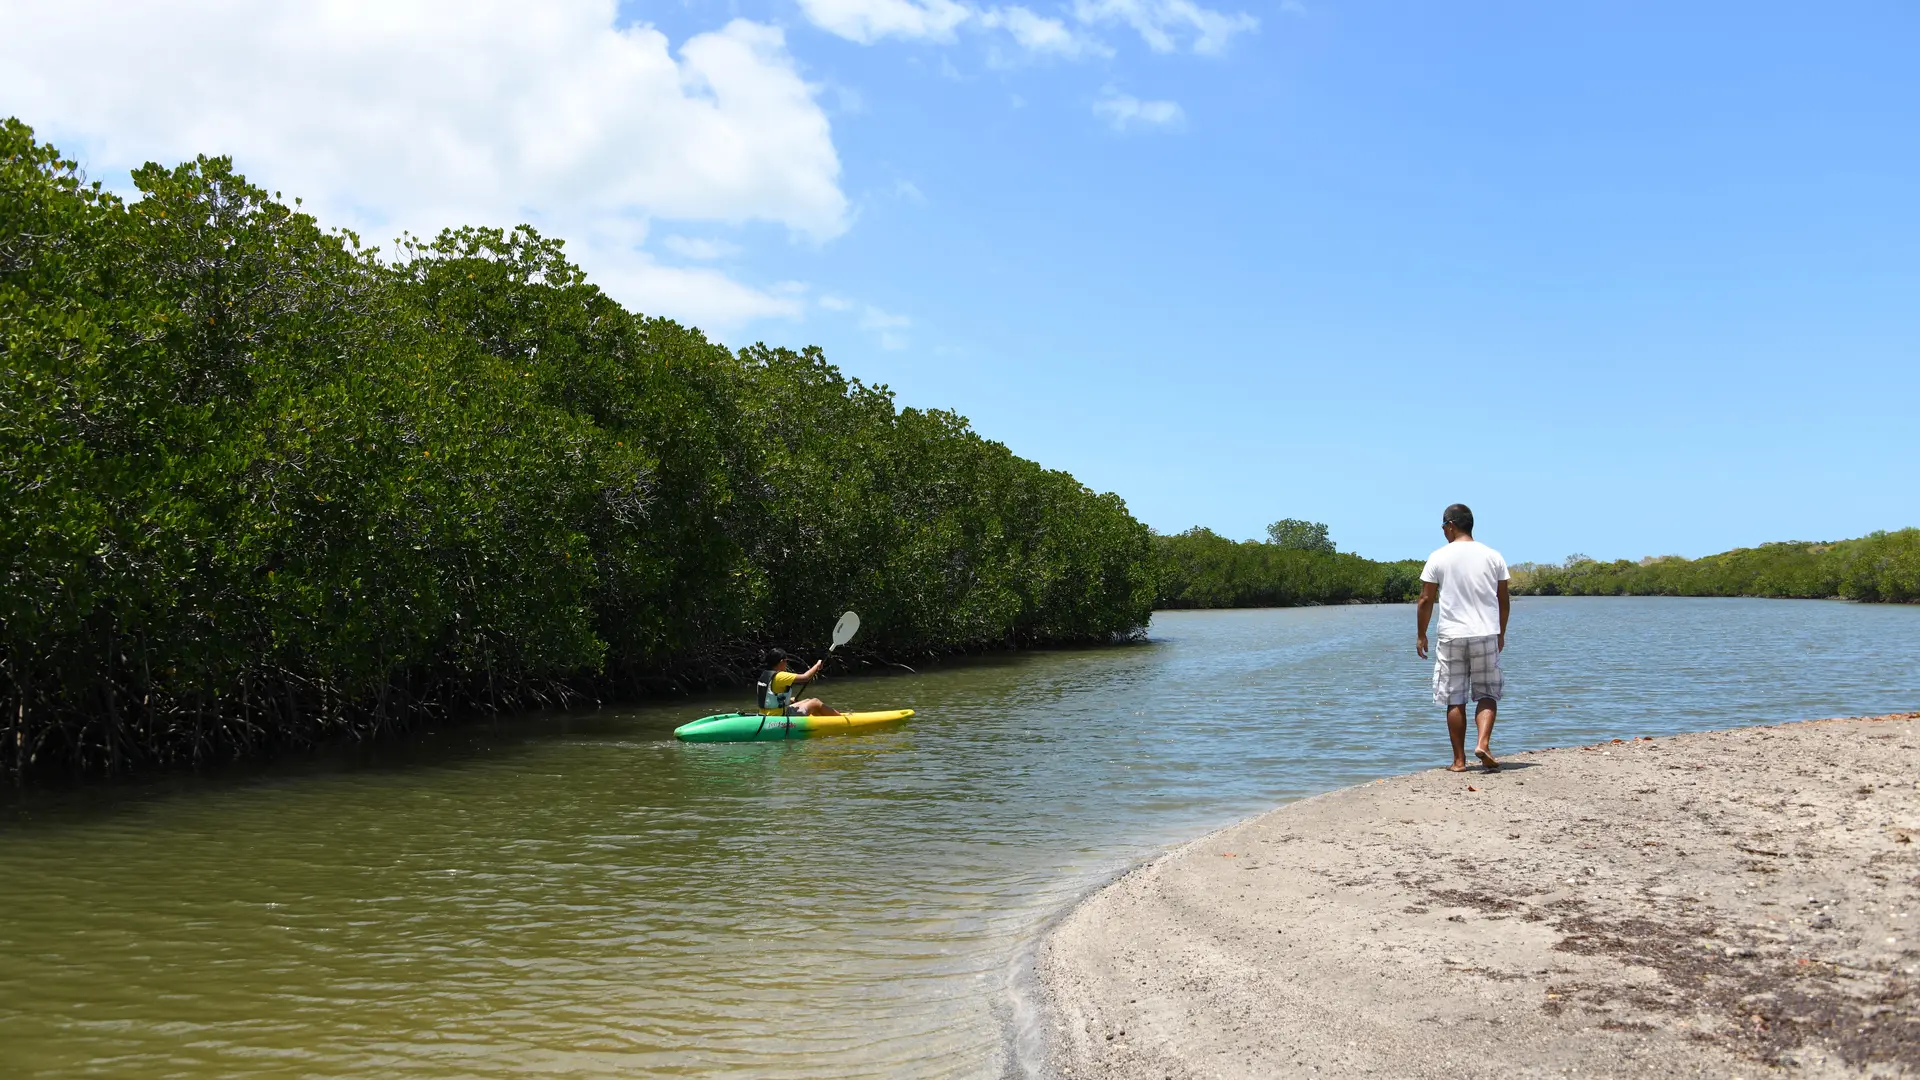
830 611 860 651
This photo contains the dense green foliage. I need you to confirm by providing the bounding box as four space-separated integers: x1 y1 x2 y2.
1510 530 1920 602
0 121 1155 777
1155 528 1423 608
1263 518 1335 553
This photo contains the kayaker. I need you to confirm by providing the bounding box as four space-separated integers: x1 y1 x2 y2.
758 649 841 717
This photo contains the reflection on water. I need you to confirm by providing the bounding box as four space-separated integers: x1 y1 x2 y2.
2 598 1917 1078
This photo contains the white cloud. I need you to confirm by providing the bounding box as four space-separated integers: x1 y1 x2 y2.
662 235 745 260
858 304 912 350
979 7 1107 57
1094 89 1186 131
0 1 847 333
1072 0 1256 53
796 0 972 43
797 0 1248 56
859 306 912 331
830 82 868 114
597 261 807 326
816 296 910 347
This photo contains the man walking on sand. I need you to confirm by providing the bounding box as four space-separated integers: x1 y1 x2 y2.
1416 503 1510 772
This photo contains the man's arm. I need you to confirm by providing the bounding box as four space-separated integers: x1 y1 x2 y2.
1415 582 1437 658
1497 579 1510 651
801 658 825 682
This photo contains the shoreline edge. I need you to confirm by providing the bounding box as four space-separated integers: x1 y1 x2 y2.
1025 713 1919 1079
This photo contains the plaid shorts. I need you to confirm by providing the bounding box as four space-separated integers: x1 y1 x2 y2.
1433 634 1503 707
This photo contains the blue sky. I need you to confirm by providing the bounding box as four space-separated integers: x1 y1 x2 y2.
3 1 1916 562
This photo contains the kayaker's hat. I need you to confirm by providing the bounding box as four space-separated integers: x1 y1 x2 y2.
763 648 789 668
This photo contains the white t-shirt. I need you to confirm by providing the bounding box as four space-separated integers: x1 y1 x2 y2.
1420 539 1509 641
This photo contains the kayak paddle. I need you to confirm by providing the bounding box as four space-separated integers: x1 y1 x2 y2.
829 611 860 653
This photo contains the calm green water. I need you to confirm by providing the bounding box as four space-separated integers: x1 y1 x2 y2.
3 598 1918 1079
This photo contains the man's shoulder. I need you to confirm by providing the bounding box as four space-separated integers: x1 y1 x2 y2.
1466 542 1509 580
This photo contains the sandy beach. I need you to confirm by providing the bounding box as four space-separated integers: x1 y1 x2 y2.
1036 714 1919 1079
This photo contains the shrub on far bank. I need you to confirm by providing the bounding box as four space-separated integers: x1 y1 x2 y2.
1509 529 1920 603
1155 528 1423 609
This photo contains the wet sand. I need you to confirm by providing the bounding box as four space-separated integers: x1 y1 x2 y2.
1036 714 1919 1078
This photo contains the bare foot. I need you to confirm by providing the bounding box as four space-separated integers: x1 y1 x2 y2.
1445 762 1469 773
1475 749 1500 771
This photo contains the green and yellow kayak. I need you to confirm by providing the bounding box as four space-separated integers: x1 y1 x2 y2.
673 709 914 743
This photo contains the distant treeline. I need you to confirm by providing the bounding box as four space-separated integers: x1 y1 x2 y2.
0 121 1155 778
1510 530 1920 602
1154 526 1424 609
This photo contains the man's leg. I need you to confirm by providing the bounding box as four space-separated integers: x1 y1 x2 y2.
1446 704 1469 771
1436 637 1470 771
1474 698 1498 770
793 698 840 716
1469 634 1502 770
